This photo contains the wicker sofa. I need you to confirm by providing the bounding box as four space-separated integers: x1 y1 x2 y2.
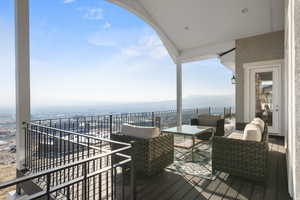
212 124 269 182
111 132 174 176
191 114 225 139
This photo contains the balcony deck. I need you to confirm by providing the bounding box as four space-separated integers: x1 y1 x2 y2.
129 137 290 200
7 117 290 200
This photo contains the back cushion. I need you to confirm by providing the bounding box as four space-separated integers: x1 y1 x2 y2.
198 114 221 126
121 123 160 139
252 118 265 132
243 123 262 142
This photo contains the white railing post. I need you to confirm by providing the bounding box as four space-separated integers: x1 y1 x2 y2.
15 0 31 171
176 63 182 127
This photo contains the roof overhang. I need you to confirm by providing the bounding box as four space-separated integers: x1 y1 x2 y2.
107 0 284 71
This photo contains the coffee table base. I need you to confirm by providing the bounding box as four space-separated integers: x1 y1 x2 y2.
167 143 217 180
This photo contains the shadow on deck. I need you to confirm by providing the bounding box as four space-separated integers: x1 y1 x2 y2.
125 137 290 200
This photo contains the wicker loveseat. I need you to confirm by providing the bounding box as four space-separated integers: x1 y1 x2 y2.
111 131 174 177
191 114 225 140
212 124 269 182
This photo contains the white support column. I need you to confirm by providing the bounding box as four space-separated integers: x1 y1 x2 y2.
15 0 31 170
176 63 182 127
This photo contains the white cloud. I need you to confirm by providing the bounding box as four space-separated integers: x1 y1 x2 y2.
63 0 76 4
121 34 168 60
80 7 103 20
121 48 141 57
87 37 117 47
87 27 169 59
103 22 112 29
86 28 130 47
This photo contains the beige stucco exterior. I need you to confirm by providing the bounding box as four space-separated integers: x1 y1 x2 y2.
292 0 300 198
235 31 285 125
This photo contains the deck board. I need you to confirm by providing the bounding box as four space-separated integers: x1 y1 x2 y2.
250 184 265 200
28 137 291 200
236 180 253 200
276 139 290 200
132 137 290 200
180 177 208 200
222 177 242 200
199 172 226 199
264 139 279 200
159 175 195 200
209 174 233 200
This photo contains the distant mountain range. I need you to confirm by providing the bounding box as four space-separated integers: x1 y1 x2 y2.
0 94 234 116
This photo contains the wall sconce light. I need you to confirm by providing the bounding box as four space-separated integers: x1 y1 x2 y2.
231 75 237 84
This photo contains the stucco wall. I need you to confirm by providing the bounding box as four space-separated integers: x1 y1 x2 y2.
294 0 300 198
235 31 285 124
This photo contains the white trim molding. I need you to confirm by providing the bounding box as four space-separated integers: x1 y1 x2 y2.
243 59 285 135
243 59 284 69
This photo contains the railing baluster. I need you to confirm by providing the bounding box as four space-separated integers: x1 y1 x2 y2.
82 162 87 200
28 123 31 170
66 185 70 200
24 122 28 169
110 114 113 136
130 141 136 200
46 126 49 170
106 155 109 200
46 173 51 200
111 153 114 200
100 152 103 199
87 137 90 199
122 167 125 200
36 124 39 173
114 166 117 199
99 172 102 199
93 156 96 200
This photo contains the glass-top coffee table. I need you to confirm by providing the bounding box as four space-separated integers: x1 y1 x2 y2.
162 125 217 179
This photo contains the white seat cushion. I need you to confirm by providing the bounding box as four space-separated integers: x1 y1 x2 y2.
243 123 262 142
252 118 265 132
121 123 160 139
227 131 243 140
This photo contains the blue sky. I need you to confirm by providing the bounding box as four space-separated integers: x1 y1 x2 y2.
0 0 234 109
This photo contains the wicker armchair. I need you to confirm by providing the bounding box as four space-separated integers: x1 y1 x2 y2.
111 133 174 176
212 125 269 182
191 115 225 140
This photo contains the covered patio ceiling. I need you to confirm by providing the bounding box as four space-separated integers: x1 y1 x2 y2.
108 0 284 71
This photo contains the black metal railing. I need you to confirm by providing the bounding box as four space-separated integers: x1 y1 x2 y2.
26 107 232 172
1 152 135 199
24 122 116 173
0 122 136 200
223 107 233 119
0 107 233 199
31 107 232 138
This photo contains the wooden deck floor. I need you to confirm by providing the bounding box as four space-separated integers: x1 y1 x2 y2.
130 137 290 200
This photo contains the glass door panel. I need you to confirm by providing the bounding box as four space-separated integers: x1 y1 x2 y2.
255 72 273 126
